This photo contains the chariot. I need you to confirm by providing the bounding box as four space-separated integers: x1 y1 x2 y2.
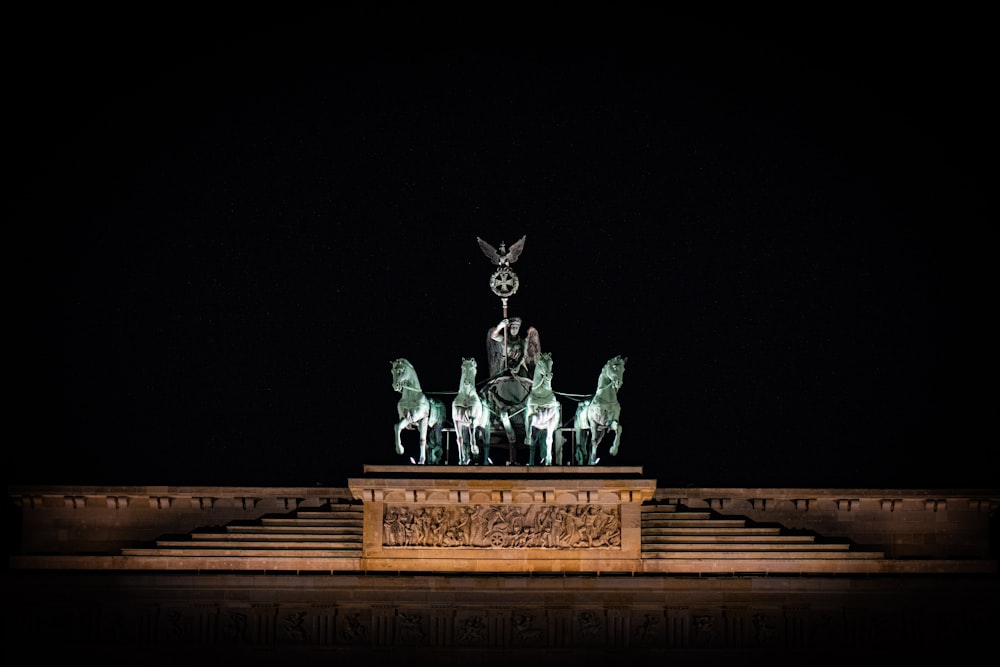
391 236 625 466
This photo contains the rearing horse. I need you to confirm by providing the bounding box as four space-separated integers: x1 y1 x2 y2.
451 357 490 465
391 358 446 465
573 355 626 465
523 352 562 466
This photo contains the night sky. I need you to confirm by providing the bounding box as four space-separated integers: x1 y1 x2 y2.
9 13 994 489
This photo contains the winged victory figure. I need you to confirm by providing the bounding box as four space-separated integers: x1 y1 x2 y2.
477 235 526 268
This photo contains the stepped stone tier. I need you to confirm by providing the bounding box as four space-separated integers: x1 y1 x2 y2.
6 468 998 575
5 472 998 663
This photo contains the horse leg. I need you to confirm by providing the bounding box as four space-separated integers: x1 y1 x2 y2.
573 425 586 466
430 423 443 464
610 421 621 456
454 420 465 465
556 405 563 464
524 412 537 466
501 410 516 444
542 428 553 466
430 423 442 464
481 417 491 465
469 409 482 463
459 424 471 465
394 421 405 456
417 418 428 465
464 425 474 465
500 410 517 464
573 401 590 466
470 411 480 464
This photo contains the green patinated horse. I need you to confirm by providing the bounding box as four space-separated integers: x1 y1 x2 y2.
451 357 491 465
573 355 626 465
391 358 446 465
523 352 563 466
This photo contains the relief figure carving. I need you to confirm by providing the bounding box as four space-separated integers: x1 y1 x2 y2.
381 504 620 549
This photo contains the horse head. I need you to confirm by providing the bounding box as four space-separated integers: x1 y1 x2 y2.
532 352 554 388
391 358 415 392
603 355 626 391
460 357 478 387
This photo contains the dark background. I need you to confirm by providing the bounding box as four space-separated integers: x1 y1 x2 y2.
8 12 993 489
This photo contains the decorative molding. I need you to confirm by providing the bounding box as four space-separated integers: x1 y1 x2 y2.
64 496 85 509
924 499 946 512
17 495 42 509
968 498 998 512
237 497 260 510
192 496 216 509
106 496 129 509
705 498 728 510
835 498 860 511
880 499 902 512
278 497 303 510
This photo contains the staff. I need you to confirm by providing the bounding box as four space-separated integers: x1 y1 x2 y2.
477 235 526 369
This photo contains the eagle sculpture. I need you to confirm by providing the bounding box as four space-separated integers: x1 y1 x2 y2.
477 235 526 268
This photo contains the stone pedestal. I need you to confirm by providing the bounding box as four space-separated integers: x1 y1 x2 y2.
348 466 655 573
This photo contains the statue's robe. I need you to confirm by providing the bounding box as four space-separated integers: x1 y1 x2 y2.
485 331 533 431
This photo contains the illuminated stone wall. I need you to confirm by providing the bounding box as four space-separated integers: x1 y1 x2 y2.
3 572 997 663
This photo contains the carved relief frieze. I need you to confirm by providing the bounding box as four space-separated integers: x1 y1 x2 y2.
338 608 371 644
510 611 546 645
749 609 781 648
158 604 219 644
7 591 997 656
692 611 720 647
276 610 309 644
395 610 429 645
218 608 251 644
574 610 605 644
381 503 621 549
455 612 490 645
630 610 665 645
